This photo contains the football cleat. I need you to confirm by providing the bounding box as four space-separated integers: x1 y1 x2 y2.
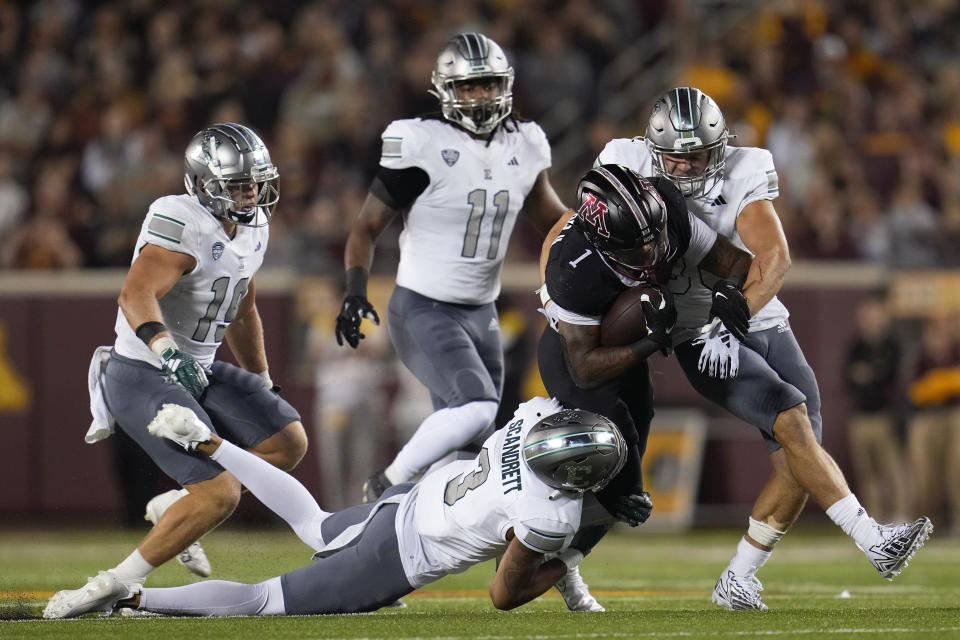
712 569 768 611
862 517 933 580
147 404 211 450
555 565 605 612
362 469 392 504
145 489 212 578
43 570 139 619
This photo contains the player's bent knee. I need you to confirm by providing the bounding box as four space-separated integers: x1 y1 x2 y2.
253 421 308 471
276 421 308 469
187 473 242 517
772 404 815 447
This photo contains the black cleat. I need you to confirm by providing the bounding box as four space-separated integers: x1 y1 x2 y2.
362 469 392 503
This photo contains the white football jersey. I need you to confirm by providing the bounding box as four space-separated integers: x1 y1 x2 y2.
394 397 581 588
113 194 269 368
380 117 551 304
597 139 789 344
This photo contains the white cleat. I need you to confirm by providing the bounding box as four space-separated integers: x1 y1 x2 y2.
147 404 211 451
712 569 768 611
555 565 605 612
862 517 933 580
43 570 139 619
144 488 212 578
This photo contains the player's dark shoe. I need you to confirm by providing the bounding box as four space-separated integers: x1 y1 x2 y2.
362 469 392 504
862 517 933 580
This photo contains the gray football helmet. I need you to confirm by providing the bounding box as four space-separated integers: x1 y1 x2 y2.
645 87 728 197
430 33 514 135
184 123 279 226
523 409 627 493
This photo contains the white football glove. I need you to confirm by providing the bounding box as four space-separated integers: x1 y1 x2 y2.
693 318 740 379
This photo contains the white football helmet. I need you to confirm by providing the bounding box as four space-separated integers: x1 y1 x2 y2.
430 33 514 135
184 123 279 226
645 87 728 197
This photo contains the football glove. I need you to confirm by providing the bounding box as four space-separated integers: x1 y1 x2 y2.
158 346 209 399
640 287 676 351
604 492 653 527
335 294 380 349
709 280 750 342
693 320 740 379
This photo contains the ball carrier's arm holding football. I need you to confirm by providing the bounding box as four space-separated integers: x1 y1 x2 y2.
334 34 569 512
534 164 751 611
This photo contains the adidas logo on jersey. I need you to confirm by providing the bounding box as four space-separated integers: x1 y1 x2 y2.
710 195 727 206
508 156 519 166
777 320 790 334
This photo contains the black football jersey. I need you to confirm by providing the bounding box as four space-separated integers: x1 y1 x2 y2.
546 177 693 317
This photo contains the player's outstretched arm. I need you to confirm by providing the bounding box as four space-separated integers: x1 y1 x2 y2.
489 530 566 610
523 170 571 281
735 199 791 316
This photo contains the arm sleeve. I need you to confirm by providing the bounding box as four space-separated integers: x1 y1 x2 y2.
370 166 430 210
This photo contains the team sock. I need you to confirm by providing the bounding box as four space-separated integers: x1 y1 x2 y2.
112 549 154 584
825 493 879 549
385 400 497 484
211 441 329 549
728 536 772 577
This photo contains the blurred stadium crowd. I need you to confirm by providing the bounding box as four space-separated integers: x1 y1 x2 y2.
1 0 959 529
1 0 960 271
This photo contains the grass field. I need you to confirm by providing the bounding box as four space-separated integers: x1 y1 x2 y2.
1 524 957 639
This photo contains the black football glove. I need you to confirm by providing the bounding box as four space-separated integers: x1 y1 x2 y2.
709 280 750 342
640 286 676 351
602 492 653 527
335 294 380 349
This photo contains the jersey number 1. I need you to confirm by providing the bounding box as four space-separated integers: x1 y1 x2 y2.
192 276 249 342
462 189 509 259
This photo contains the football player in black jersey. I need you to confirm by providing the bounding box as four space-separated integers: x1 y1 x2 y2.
536 164 753 609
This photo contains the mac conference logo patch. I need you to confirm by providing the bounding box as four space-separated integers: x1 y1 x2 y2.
441 149 460 167
212 242 225 261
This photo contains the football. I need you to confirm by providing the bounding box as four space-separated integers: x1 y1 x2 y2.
600 284 664 347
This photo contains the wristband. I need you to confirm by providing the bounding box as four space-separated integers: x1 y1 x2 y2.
255 369 274 390
135 321 168 346
344 266 368 298
150 336 178 358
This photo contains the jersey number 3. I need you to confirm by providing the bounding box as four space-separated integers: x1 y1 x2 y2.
192 276 249 342
462 189 509 259
444 448 491 506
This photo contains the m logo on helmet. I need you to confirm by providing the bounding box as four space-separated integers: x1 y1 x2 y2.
578 193 610 239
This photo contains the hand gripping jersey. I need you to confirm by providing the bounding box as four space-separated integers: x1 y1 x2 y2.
597 139 789 343
113 194 269 368
394 397 582 588
544 178 716 327
380 117 551 305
